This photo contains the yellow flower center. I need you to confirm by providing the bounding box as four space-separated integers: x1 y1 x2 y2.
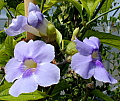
24 59 37 69
92 51 98 59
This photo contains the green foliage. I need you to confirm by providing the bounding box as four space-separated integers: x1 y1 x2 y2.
65 41 78 55
84 30 120 49
51 80 70 96
56 29 62 45
0 0 120 100
0 0 7 10
80 0 101 20
100 0 114 21
90 90 114 101
9 3 24 17
5 36 14 57
0 83 48 101
43 0 83 21
0 43 9 66
16 3 25 16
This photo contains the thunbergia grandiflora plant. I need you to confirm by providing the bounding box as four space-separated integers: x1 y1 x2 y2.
5 2 50 37
1 1 119 100
5 40 60 97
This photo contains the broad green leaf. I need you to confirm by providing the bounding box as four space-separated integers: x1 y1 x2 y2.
0 89 47 101
90 90 114 101
9 8 16 16
0 82 12 92
16 3 25 16
66 41 78 55
56 29 62 45
5 36 14 56
43 0 82 21
0 0 7 10
0 30 5 33
0 43 9 66
0 82 48 101
84 30 120 49
79 0 101 20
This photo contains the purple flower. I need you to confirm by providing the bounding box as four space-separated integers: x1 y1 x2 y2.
5 40 60 97
27 2 49 36
5 2 49 36
5 15 40 36
71 37 117 84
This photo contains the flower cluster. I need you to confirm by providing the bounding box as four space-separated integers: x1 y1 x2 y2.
71 37 117 84
4 2 117 98
5 2 49 37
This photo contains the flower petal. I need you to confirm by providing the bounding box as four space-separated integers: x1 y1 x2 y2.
83 37 100 49
36 18 49 36
23 24 40 36
5 58 23 82
5 16 27 36
94 60 117 84
74 38 93 56
31 42 55 63
28 11 38 27
5 58 22 73
28 2 40 12
71 53 94 79
9 69 38 97
14 41 28 61
35 63 60 87
89 37 100 49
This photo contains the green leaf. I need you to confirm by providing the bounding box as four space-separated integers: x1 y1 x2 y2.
0 43 9 66
43 0 83 21
100 0 114 21
84 30 120 49
56 29 62 46
0 83 48 101
51 80 70 96
80 0 101 20
90 90 114 101
66 41 78 55
5 36 14 57
0 0 7 10
16 3 25 16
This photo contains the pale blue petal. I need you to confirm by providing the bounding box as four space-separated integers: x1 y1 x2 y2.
28 11 38 27
5 58 23 82
89 37 100 49
35 63 60 87
94 60 117 84
9 70 38 97
5 16 27 36
71 53 94 79
28 2 40 12
83 37 100 49
23 25 40 36
74 38 93 56
14 41 28 61
5 58 22 73
31 42 55 63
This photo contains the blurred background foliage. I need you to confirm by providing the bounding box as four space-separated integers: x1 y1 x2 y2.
0 0 120 101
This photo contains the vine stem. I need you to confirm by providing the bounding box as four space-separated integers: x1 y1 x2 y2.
3 6 14 18
24 0 37 41
0 76 5 86
80 6 120 34
40 0 46 13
